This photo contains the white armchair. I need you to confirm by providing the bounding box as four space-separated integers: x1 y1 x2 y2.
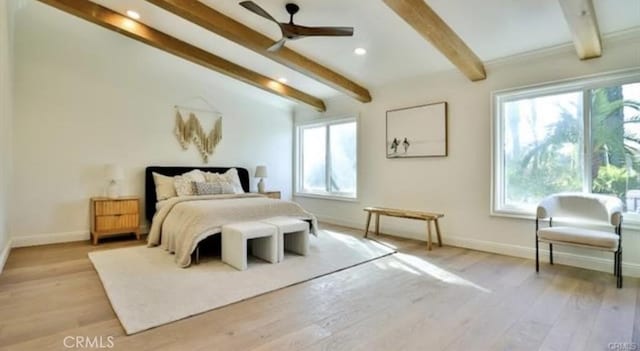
536 193 623 288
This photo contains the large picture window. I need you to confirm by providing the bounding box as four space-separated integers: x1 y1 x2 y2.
493 70 640 219
295 118 357 199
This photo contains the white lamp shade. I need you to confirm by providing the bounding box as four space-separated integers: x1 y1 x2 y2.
254 165 268 178
105 164 124 181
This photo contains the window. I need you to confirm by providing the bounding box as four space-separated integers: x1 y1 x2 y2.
493 70 640 219
295 118 357 199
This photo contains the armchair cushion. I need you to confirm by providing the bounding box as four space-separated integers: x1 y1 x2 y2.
538 226 619 251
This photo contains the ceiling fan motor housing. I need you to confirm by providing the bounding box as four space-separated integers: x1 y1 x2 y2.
285 3 300 16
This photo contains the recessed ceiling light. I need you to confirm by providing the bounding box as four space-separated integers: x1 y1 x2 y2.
126 10 141 20
354 48 367 56
277 77 288 83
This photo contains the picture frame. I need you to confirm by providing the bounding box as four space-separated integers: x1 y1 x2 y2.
385 101 448 158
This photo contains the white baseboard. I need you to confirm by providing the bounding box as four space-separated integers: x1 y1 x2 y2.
445 235 640 278
317 215 640 278
10 225 150 248
0 238 11 275
11 230 90 248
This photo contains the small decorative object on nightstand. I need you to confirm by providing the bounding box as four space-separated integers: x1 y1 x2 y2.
105 164 124 198
255 165 268 193
90 196 140 245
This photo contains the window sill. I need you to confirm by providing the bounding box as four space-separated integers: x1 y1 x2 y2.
491 208 640 232
294 192 359 203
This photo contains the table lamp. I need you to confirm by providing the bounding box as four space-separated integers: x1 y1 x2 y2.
255 165 267 193
105 164 124 198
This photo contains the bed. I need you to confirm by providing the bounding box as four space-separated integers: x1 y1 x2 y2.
144 166 318 267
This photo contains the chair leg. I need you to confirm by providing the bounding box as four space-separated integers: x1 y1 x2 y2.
536 238 540 273
549 243 553 265
617 250 623 289
614 251 618 276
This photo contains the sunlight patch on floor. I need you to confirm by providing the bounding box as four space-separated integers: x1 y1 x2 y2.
391 253 491 293
323 230 393 257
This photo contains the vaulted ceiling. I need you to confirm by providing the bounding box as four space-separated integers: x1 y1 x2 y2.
30 0 640 108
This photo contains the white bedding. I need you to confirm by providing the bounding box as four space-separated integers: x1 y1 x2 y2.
147 194 318 267
155 199 170 211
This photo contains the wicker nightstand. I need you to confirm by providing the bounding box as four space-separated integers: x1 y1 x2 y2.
255 191 281 199
90 196 141 245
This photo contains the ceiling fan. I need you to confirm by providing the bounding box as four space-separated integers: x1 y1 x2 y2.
239 1 354 52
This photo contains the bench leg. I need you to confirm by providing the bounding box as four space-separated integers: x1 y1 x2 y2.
434 218 442 247
252 235 278 264
284 230 309 257
426 220 433 251
375 213 380 236
364 212 372 238
222 233 247 271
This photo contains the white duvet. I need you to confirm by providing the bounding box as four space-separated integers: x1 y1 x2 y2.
147 194 318 267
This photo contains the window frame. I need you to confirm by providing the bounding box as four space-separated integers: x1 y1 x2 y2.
491 68 640 220
294 115 359 201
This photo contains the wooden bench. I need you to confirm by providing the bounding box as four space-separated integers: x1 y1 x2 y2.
364 207 444 250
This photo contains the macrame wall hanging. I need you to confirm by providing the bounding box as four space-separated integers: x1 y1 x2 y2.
174 98 223 163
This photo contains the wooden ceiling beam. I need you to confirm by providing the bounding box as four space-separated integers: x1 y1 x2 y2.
382 0 486 81
146 0 372 103
558 0 602 59
37 0 326 111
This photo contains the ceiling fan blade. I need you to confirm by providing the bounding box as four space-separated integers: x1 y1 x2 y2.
267 38 287 52
239 1 279 24
292 26 354 37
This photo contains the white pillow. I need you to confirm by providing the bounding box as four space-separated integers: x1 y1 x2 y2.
152 172 177 200
205 168 245 194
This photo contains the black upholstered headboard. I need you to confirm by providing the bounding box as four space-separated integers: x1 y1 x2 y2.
144 166 251 222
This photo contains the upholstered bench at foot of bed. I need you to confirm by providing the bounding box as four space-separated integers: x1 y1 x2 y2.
260 217 310 262
222 222 278 271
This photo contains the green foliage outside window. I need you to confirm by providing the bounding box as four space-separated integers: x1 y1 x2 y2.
505 83 640 211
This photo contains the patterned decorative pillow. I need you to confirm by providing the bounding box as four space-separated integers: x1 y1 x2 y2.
194 181 221 195
194 180 234 195
204 171 219 183
173 170 207 196
182 169 206 183
174 176 196 196
204 168 245 194
219 181 235 194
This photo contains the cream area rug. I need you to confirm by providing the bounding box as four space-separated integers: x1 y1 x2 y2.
88 231 395 335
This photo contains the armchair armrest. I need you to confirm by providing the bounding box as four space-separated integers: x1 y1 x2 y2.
536 196 557 219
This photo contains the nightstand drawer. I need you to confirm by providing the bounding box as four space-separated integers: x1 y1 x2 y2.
265 191 281 199
95 214 139 231
95 200 139 216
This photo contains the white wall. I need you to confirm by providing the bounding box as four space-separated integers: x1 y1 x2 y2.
294 31 640 276
0 0 15 270
11 2 294 246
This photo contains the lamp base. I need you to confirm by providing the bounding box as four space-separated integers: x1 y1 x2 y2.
258 179 265 193
107 182 121 198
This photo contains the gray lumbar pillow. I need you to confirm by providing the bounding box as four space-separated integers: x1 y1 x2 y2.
194 181 234 195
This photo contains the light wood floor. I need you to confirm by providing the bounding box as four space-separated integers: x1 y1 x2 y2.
0 223 638 351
